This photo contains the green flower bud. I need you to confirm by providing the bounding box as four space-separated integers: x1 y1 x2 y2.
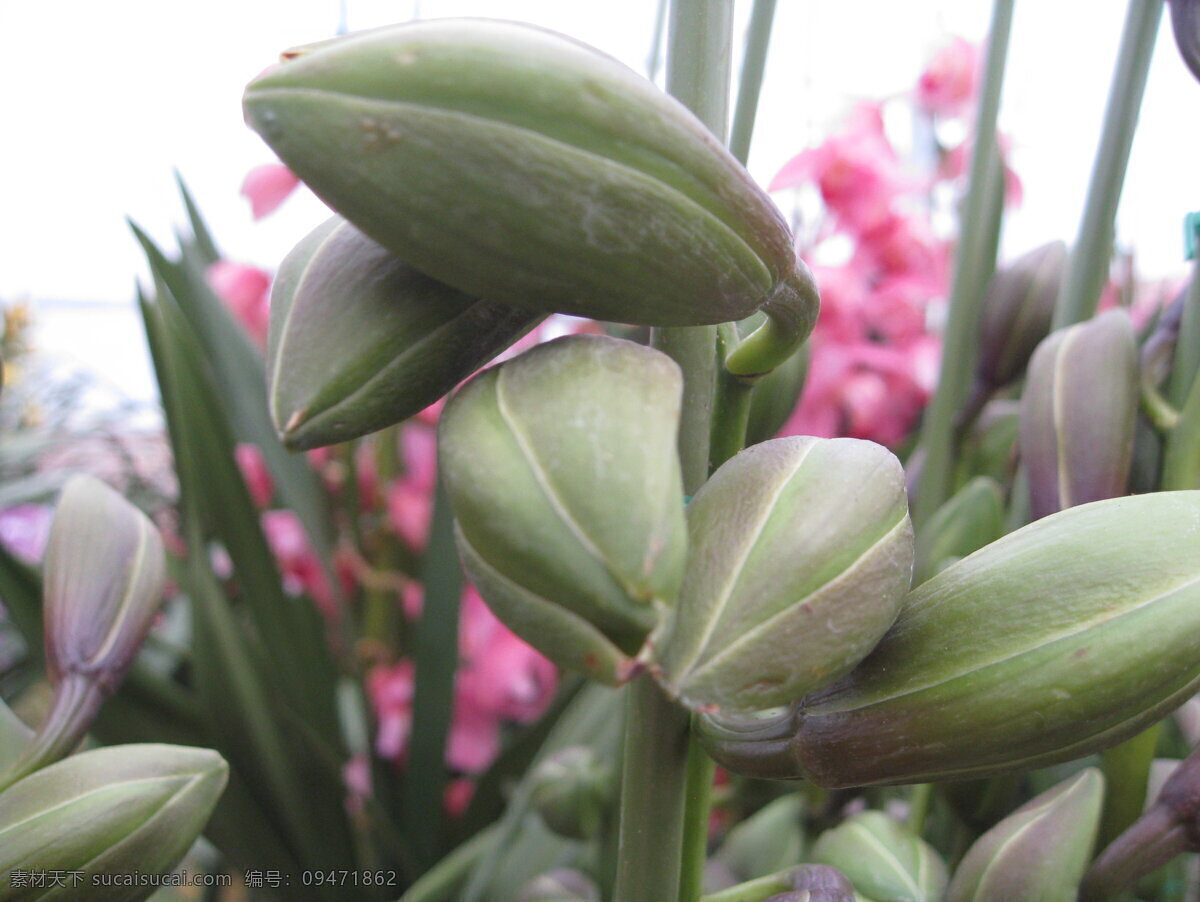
946 768 1104 902
811 811 947 902
912 477 1004 585
514 870 600 902
440 335 686 684
0 743 228 901
1019 309 1138 520
975 241 1066 391
1 476 167 789
529 746 612 841
243 19 818 342
268 217 543 450
716 793 806 881
649 437 913 713
701 492 1200 787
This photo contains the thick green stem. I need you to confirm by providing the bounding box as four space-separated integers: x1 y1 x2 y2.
728 0 778 166
911 0 1015 529
1098 723 1161 850
1052 0 1163 329
678 734 718 902
613 4 732 900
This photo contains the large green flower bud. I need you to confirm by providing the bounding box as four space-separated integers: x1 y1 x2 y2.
700 492 1200 787
268 217 542 450
649 437 913 714
440 335 686 684
975 241 1066 392
1019 309 1138 520
946 768 1104 902
811 811 947 902
243 19 818 345
0 743 228 901
1 476 167 790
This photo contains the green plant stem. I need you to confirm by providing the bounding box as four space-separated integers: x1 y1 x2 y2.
1169 255 1200 407
612 4 732 901
907 783 933 835
728 0 777 165
1052 0 1163 329
699 871 794 902
911 0 1015 529
679 734 718 902
1098 723 1161 850
1163 368 1200 489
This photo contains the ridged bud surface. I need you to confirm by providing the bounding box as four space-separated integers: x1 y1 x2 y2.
244 19 817 334
650 437 913 713
1020 309 1138 520
811 811 947 902
946 768 1104 902
268 217 542 449
440 335 686 683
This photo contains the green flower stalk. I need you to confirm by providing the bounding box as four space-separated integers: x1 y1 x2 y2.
810 811 947 902
700 492 1200 787
946 768 1104 902
243 18 818 366
439 335 686 684
649 436 913 714
267 217 543 450
0 743 228 901
1020 309 1138 520
1 475 166 789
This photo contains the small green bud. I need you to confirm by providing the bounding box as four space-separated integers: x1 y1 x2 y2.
1020 309 1138 520
946 768 1104 902
243 19 818 341
440 335 686 684
811 811 947 902
701 492 1200 787
514 869 600 902
975 241 1066 391
1 476 168 790
267 217 542 450
0 743 228 901
650 437 913 713
716 793 806 881
912 477 1004 585
529 746 612 841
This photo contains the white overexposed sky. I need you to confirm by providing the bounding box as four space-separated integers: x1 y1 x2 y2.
1 1 1198 401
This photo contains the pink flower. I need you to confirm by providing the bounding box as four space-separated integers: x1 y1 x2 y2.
385 423 439 550
241 163 301 220
261 509 336 618
916 37 980 118
0 503 53 564
235 443 275 509
207 261 271 348
771 104 909 234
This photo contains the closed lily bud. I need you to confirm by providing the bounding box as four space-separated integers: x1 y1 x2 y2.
243 19 818 344
0 743 228 900
1170 0 1200 82
975 241 1066 391
1 476 167 789
1020 309 1138 520
529 746 612 841
649 436 913 714
912 477 1004 585
440 335 686 684
811 811 947 902
700 491 1200 788
268 217 543 450
947 768 1103 902
716 793 806 881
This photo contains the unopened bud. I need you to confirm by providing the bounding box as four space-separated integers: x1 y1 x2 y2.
267 217 542 450
811 811 947 902
529 746 612 841
1020 309 1138 520
0 743 228 899
650 436 913 714
946 768 1104 902
440 335 686 684
514 869 600 902
244 19 817 345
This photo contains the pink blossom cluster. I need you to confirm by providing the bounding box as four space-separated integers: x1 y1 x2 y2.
770 37 1008 448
